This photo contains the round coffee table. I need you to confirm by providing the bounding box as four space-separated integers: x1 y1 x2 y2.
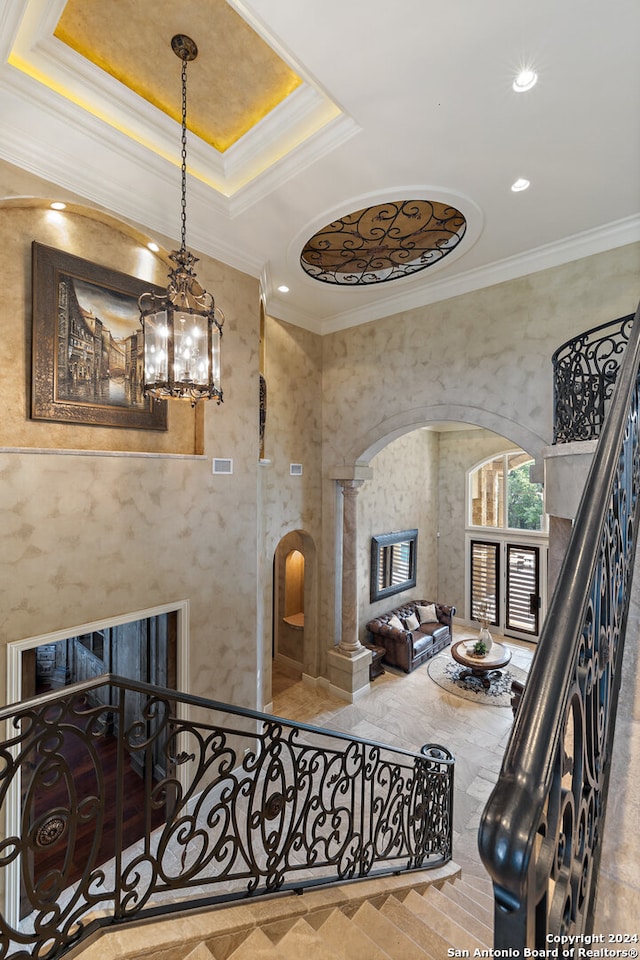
451 639 512 689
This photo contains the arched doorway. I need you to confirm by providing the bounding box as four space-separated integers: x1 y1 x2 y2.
346 414 548 640
272 530 318 689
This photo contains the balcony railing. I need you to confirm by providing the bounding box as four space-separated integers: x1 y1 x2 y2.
0 677 453 959
552 312 634 442
480 303 640 945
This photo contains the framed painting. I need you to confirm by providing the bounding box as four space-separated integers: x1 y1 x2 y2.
31 242 167 430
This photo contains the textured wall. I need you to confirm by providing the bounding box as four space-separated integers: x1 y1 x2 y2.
320 243 640 650
258 316 323 693
322 245 640 472
0 196 261 711
358 429 439 630
436 429 518 617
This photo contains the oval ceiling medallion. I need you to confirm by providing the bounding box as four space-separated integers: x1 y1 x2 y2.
300 199 467 285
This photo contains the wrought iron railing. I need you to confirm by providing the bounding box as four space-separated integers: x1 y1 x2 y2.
553 312 634 442
479 302 640 945
0 676 453 959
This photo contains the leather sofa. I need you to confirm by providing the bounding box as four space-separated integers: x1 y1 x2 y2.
366 599 455 673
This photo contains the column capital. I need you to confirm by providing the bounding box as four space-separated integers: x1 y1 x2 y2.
330 465 374 483
337 478 365 496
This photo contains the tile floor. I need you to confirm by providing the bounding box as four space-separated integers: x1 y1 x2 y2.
271 629 535 874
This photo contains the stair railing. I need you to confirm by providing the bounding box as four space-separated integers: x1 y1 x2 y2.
0 676 453 959
553 312 634 442
479 302 640 946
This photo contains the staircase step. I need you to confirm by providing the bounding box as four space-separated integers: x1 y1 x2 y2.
456 877 494 910
352 901 434 960
276 918 342 960
182 945 216 960
420 883 492 944
404 889 491 951
459 871 494 898
438 880 493 926
316 907 391 960
226 928 283 960
380 895 459 957
70 865 465 960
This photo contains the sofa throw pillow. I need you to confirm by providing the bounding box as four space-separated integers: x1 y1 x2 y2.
404 612 420 631
387 614 405 631
417 603 438 623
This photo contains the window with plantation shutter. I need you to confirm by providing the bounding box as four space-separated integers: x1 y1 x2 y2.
470 540 500 626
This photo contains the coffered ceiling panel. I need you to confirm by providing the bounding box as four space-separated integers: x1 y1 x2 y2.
55 0 303 152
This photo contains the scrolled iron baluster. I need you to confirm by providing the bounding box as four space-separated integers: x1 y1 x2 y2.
0 676 454 957
553 313 635 442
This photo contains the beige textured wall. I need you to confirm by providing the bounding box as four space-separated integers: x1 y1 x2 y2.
321 243 640 652
322 246 640 472
436 429 518 616
358 429 439 630
0 196 261 711
259 316 323 693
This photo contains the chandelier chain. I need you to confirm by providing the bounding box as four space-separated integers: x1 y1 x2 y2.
180 57 188 254
139 34 223 405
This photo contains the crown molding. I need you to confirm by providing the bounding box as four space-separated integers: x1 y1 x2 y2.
223 83 336 178
0 68 263 276
317 215 640 335
265 294 323 334
228 111 360 217
6 0 350 203
261 261 322 331
0 0 26 61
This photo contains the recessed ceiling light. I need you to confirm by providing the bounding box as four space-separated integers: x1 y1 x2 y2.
50 201 66 210
147 241 160 253
513 69 538 93
511 178 530 192
277 284 290 293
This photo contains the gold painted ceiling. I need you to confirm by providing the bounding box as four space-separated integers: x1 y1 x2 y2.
54 0 303 153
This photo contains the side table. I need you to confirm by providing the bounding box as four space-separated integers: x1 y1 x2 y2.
365 643 386 680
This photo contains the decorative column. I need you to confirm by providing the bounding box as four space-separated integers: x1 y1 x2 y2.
327 473 373 700
337 479 364 656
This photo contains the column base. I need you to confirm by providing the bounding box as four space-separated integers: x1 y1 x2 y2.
327 646 372 702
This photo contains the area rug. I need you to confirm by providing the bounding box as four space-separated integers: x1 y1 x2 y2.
427 649 528 707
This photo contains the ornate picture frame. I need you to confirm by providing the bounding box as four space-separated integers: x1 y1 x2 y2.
31 242 167 430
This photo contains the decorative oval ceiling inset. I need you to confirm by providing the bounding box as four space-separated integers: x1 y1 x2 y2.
300 199 467 285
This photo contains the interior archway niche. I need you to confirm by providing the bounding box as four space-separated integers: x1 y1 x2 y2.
273 531 317 680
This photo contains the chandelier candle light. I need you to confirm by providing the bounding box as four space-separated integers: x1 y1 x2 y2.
139 34 223 404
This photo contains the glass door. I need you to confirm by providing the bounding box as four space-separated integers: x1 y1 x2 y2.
469 538 543 639
506 543 540 636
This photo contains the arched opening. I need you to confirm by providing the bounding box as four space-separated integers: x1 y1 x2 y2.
348 414 547 647
271 531 318 697
283 549 305 625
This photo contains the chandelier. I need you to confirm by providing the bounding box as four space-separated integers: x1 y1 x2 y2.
139 34 223 404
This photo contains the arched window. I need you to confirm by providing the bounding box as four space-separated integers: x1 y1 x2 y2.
467 450 547 639
469 451 545 532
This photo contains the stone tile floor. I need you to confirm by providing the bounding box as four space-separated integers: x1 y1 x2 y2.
271 629 535 874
